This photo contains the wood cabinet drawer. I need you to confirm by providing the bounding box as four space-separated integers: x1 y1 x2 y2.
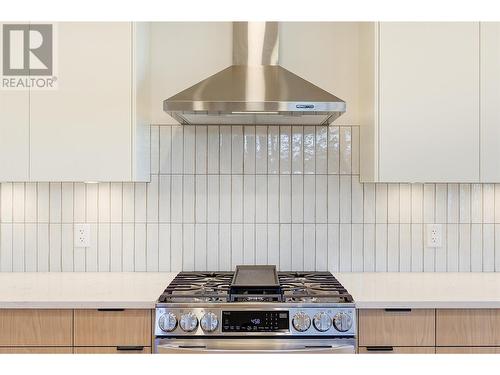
0 310 72 346
359 346 435 354
0 347 72 354
437 347 500 354
358 309 435 346
75 346 151 354
74 309 151 346
437 309 500 346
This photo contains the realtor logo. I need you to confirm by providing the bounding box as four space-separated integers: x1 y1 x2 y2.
1 23 57 89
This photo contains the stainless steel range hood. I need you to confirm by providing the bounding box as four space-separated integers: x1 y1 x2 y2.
163 22 346 125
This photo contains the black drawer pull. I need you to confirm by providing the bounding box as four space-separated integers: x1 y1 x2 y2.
116 346 144 351
366 346 394 352
97 308 125 312
384 308 412 312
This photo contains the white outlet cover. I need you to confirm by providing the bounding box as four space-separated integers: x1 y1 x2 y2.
426 224 443 248
74 224 91 248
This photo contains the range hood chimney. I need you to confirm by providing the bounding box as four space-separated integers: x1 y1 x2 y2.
163 22 346 125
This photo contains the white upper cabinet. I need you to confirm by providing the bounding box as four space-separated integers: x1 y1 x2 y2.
360 22 480 182
0 22 150 182
0 23 30 181
480 22 500 182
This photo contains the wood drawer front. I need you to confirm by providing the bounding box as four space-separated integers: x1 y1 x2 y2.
74 309 151 346
0 347 73 354
358 309 435 346
359 346 435 354
437 309 500 346
75 346 151 354
437 347 500 354
0 310 72 346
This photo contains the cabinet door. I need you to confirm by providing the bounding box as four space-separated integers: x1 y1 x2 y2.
480 22 500 181
378 22 479 182
359 347 435 354
0 23 30 181
74 346 151 354
437 347 500 354
0 347 72 354
30 22 132 181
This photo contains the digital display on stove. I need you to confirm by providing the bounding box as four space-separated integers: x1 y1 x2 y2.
221 311 289 332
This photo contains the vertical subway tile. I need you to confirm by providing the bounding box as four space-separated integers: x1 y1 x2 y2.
279 126 291 174
219 126 232 174
110 183 122 222
37 223 49 272
363 224 375 271
133 183 146 222
0 183 13 222
471 184 483 223
375 184 388 223
304 175 316 223
291 224 304 270
243 126 256 174
207 126 220 174
280 224 292 270
86 223 98 271
98 183 111 223
231 224 244 267
483 224 495 272
25 183 37 223
411 224 423 272
110 223 122 272
255 126 268 174
231 126 243 174
447 224 459 272
12 183 24 222
255 224 268 264
194 224 207 271
231 175 243 222
399 224 411 271
73 183 86 222
483 184 495 223
495 185 500 223
158 223 171 271
183 126 196 174
315 224 328 271
327 223 340 272
207 224 220 270
159 126 172 174
170 224 182 271
207 175 219 223
171 126 183 174
435 184 447 224
387 224 399 271
315 175 327 223
243 224 255 264
267 126 280 174
0 224 12 271
61 183 74 223
423 184 435 223
435 224 447 272
315 126 328 174
339 176 351 223
470 224 482 272
146 223 158 272
61 223 73 272
327 175 340 223
375 223 387 271
303 126 316 174
459 223 471 272
363 183 375 224
291 126 303 174
183 224 195 271
255 175 267 223
86 183 98 223
38 183 50 222
303 224 316 270
339 127 352 174
351 224 363 272
183 175 195 223
387 184 399 223
195 175 207 223
292 175 304 223
150 126 160 174
351 126 360 174
267 176 279 223
328 126 340 174
399 184 411 224
219 175 231 223
351 176 363 224
12 223 24 272
159 175 171 222
447 183 459 224
460 184 471 223
49 224 61 272
495 224 500 271
267 224 280 267
170 176 183 223
411 183 423 223
98 223 110 272
279 175 291 223
339 223 351 271
195 126 207 174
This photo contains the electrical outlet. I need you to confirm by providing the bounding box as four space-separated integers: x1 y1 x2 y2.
74 224 90 248
426 224 443 248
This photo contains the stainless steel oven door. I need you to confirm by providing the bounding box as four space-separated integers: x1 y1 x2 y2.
155 338 355 354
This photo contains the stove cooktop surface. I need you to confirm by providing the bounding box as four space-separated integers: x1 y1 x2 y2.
157 269 353 304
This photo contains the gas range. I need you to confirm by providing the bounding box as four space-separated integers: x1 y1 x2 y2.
154 266 356 353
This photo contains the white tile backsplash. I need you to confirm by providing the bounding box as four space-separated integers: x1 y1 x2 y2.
1 124 500 272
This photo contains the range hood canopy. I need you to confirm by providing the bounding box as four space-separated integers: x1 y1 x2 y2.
163 22 346 126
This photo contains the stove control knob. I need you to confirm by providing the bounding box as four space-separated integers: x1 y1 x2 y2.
179 312 199 332
333 312 353 332
313 311 332 332
200 312 219 332
292 311 311 332
158 312 177 332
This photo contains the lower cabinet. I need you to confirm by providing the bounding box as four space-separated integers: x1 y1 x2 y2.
75 346 151 354
359 347 435 354
0 347 73 354
436 347 500 354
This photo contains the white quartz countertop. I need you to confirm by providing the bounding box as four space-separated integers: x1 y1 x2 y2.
335 272 500 309
0 272 177 309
